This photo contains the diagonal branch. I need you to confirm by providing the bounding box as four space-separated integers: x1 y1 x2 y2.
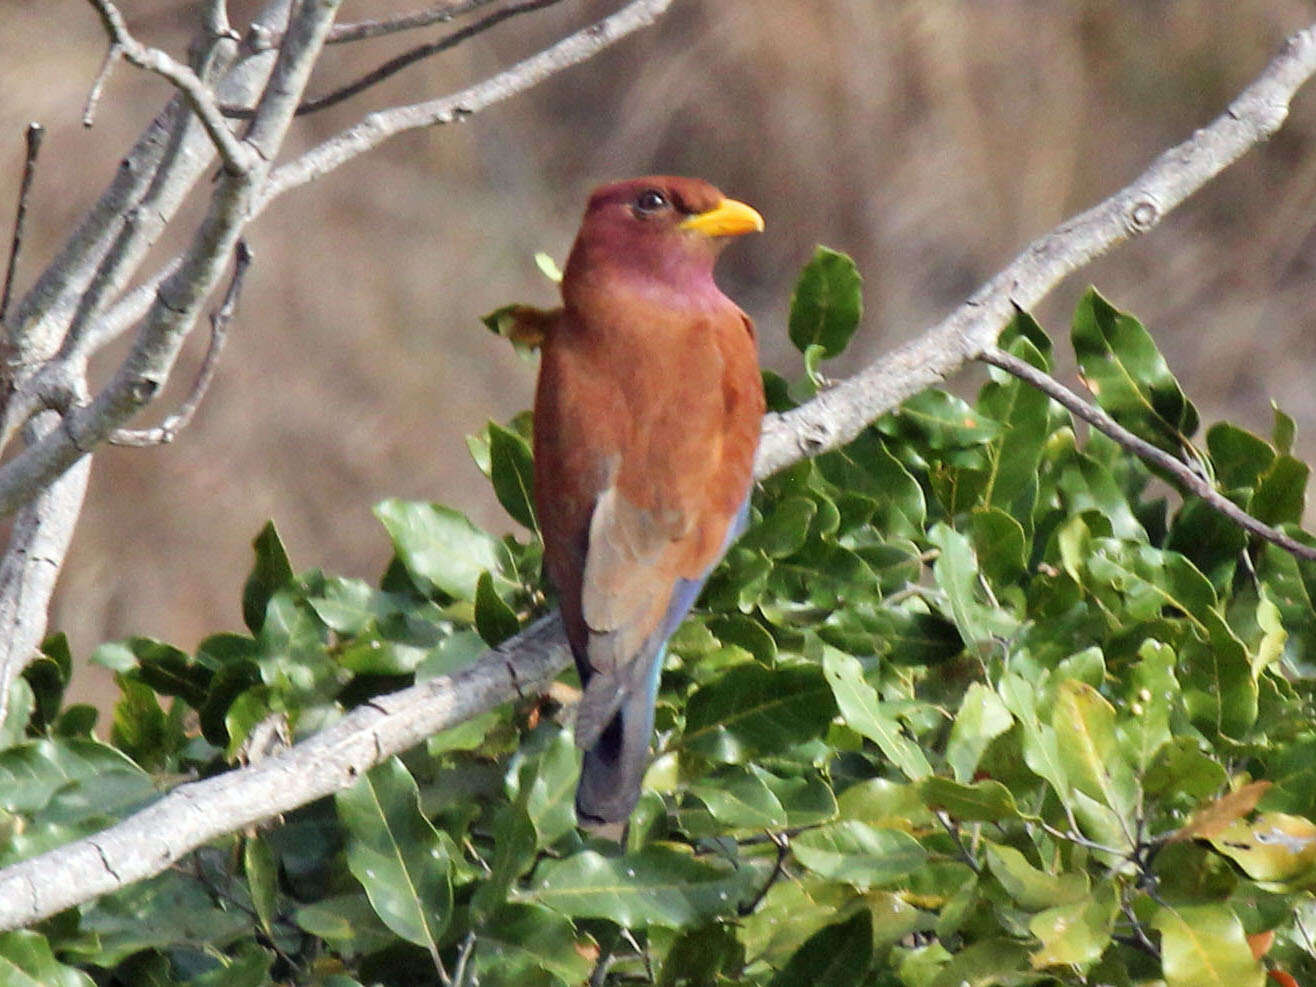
109 240 252 447
2 20 1316 932
85 0 256 173
328 0 499 43
257 0 677 207
0 123 43 324
293 0 569 116
979 344 1316 562
755 25 1316 478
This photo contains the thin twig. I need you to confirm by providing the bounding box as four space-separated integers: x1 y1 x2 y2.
934 809 982 875
1 123 44 325
737 831 790 916
109 240 251 447
450 932 476 987
82 44 121 128
980 345 1316 563
256 0 676 206
328 0 499 44
85 0 255 173
223 0 569 118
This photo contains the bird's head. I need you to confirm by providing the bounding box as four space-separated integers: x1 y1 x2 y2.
561 176 763 309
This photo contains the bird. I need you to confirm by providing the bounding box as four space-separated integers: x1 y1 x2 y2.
531 176 766 828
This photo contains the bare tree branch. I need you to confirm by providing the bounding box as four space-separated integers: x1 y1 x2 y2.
110 241 251 447
755 25 1316 478
0 123 43 324
327 0 499 44
979 344 1316 562
0 0 678 511
291 0 570 117
1 20 1315 931
96 0 677 357
0 415 92 730
81 43 122 128
257 0 677 207
85 0 257 173
0 613 572 930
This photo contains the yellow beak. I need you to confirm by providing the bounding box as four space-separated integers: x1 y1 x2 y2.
679 197 765 237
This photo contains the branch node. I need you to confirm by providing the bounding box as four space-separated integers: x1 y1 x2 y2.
1127 197 1160 233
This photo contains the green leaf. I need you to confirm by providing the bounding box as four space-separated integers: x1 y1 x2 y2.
1251 453 1308 526
488 422 537 530
918 777 1020 823
689 764 786 829
1071 287 1198 453
791 820 928 889
769 909 872 987
822 648 931 780
534 251 562 282
1029 888 1116 970
928 523 1017 649
1206 421 1275 490
93 637 210 707
186 943 273 987
1153 904 1265 987
945 682 1013 783
242 521 294 633
375 497 511 600
0 738 145 815
0 931 95 987
681 663 836 763
526 845 755 927
1051 680 1136 837
969 508 1027 587
984 843 1088 911
417 629 488 681
743 496 817 559
508 727 579 847
243 835 279 936
473 904 592 986
889 390 1002 450
788 246 863 359
335 757 452 952
475 570 520 645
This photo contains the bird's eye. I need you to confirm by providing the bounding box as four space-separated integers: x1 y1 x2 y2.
634 189 668 214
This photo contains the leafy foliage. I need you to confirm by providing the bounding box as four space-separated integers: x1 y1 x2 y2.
1 263 1315 985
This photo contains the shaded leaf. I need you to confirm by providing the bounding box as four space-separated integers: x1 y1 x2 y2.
526 845 755 927
769 909 872 987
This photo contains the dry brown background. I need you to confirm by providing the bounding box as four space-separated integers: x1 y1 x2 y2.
3 0 1316 704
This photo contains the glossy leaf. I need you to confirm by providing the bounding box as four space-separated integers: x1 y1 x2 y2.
1071 287 1198 453
526 845 755 927
792 820 928 889
681 662 836 763
823 648 930 780
374 498 511 600
1153 905 1265 987
335 757 452 951
788 246 863 358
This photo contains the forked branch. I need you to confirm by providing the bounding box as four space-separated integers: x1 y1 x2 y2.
980 345 1316 562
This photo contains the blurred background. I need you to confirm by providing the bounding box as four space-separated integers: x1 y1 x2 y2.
2 0 1316 703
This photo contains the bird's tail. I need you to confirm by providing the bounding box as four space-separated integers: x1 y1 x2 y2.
574 647 664 826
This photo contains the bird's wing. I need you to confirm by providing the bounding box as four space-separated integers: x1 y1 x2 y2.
579 483 691 675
